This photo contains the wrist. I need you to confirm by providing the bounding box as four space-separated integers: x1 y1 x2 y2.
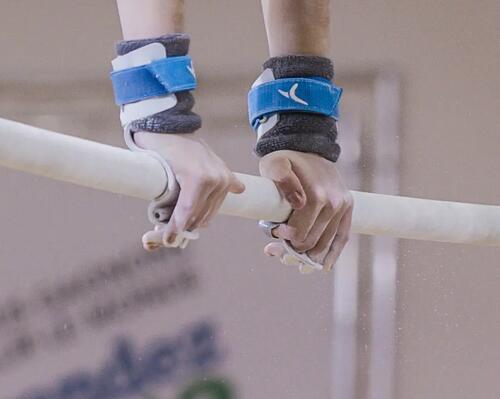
111 33 201 141
248 55 342 162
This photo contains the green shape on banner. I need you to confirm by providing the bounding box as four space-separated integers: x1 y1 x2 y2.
178 377 234 399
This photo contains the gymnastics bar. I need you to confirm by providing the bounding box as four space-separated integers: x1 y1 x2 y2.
1 117 500 247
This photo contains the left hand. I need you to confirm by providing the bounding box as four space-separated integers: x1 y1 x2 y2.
133 132 245 251
259 150 353 272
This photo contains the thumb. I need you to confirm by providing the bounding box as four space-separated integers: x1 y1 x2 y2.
260 154 306 209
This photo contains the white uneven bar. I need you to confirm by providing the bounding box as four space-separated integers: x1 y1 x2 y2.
0 118 167 200
1 117 500 247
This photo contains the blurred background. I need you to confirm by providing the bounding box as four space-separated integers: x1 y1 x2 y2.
0 1 499 398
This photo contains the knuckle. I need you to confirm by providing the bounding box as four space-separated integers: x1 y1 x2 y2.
293 237 316 252
322 200 335 213
295 234 308 244
200 174 218 186
260 154 287 174
332 195 351 211
330 197 344 210
335 201 345 211
292 243 310 253
290 229 308 243
311 188 328 204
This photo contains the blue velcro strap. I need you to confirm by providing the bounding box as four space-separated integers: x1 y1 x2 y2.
111 55 197 106
248 77 342 128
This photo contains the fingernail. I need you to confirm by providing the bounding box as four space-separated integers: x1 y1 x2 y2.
144 243 159 252
264 246 280 257
324 263 335 272
281 254 302 266
166 234 177 245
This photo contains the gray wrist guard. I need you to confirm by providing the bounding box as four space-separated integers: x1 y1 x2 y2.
252 55 341 162
115 33 201 134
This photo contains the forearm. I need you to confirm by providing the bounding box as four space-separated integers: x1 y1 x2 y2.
117 0 185 39
250 0 340 162
261 0 330 57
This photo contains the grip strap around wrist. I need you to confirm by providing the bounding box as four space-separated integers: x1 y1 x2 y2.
111 55 197 106
248 77 342 129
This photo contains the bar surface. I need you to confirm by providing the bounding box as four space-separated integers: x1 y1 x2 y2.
1 117 500 246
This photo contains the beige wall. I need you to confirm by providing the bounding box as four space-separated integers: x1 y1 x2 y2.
1 1 499 398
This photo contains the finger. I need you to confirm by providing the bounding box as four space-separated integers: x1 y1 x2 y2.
192 172 246 228
264 243 302 266
261 155 306 209
273 198 324 243
289 205 335 253
228 174 246 194
307 206 346 260
271 223 298 241
191 186 226 229
142 229 163 251
323 208 353 272
162 182 213 244
264 242 287 257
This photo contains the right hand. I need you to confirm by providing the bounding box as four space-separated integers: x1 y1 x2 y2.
134 132 245 250
259 150 353 272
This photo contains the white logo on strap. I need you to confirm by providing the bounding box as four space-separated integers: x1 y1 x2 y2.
278 83 308 105
187 61 196 78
